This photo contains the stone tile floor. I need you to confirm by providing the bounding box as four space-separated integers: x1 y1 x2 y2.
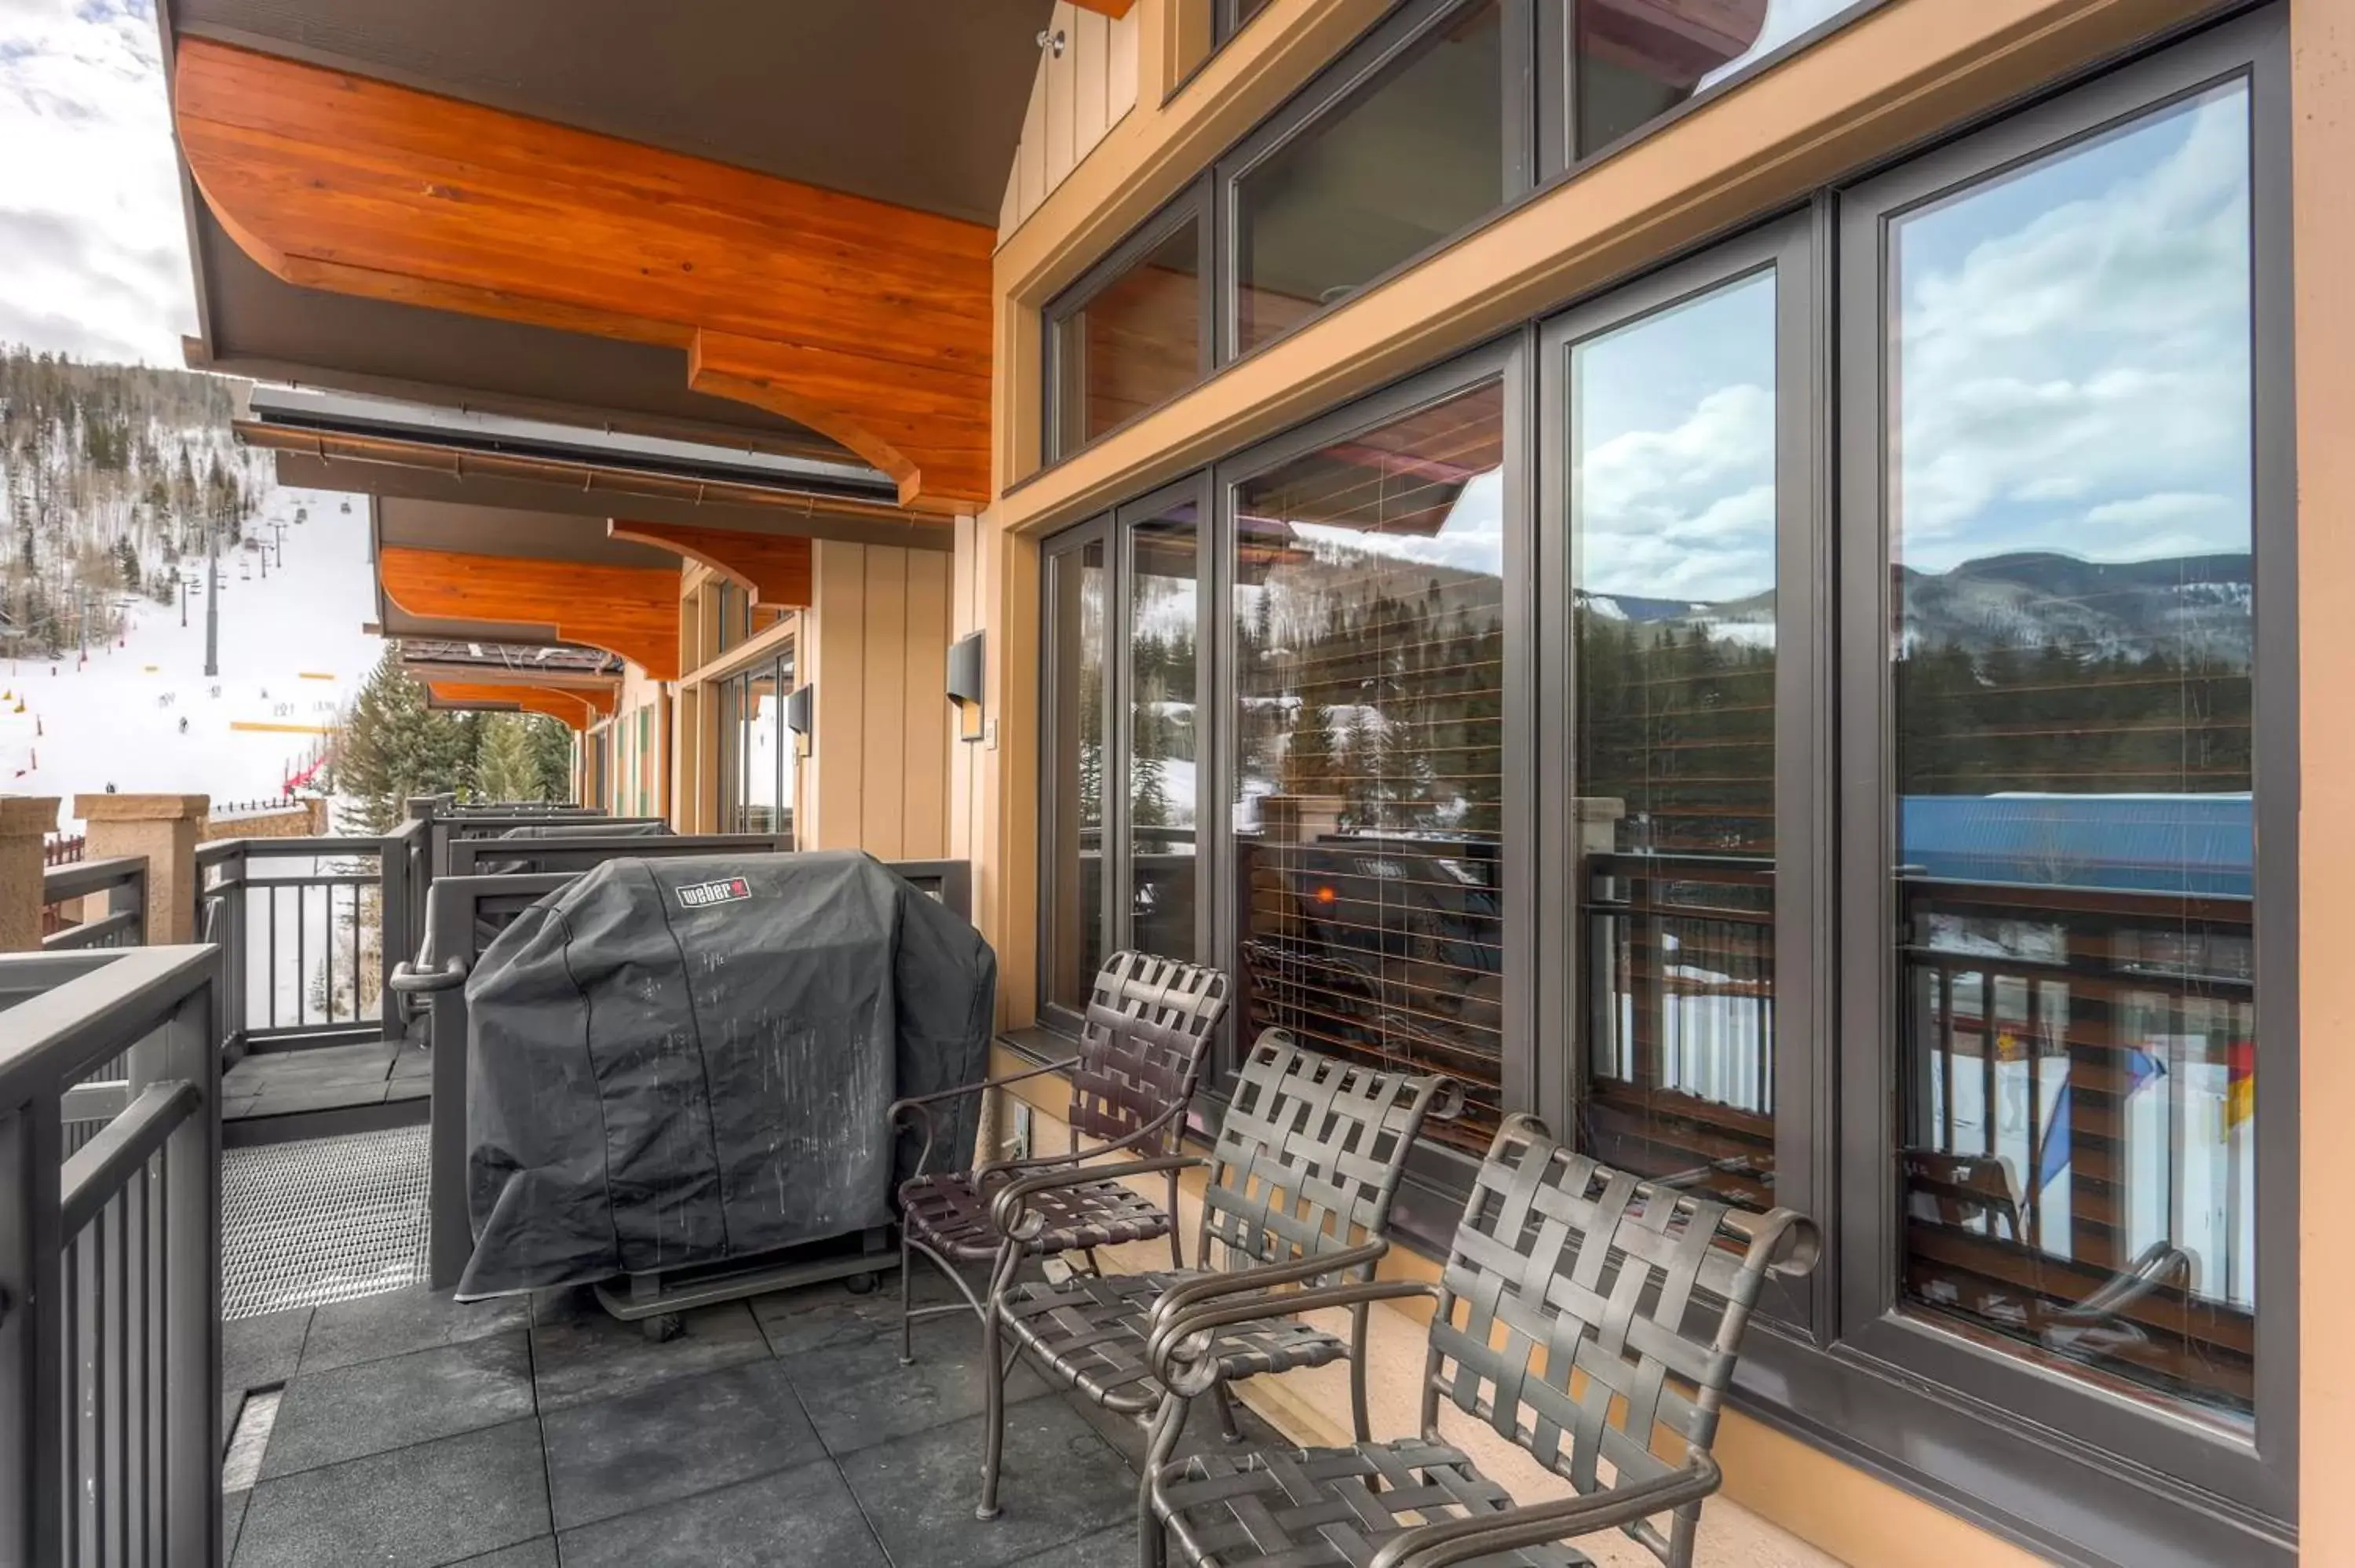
221 1037 430 1122
220 1265 1275 1567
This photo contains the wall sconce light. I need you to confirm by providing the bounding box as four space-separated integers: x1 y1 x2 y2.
947 631 986 744
783 684 814 749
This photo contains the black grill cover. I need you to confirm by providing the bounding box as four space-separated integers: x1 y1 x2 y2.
457 851 995 1300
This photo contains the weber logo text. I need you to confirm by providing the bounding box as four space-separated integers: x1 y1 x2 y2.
676 877 752 910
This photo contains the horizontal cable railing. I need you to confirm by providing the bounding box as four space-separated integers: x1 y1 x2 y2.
42 858 148 955
0 945 222 1566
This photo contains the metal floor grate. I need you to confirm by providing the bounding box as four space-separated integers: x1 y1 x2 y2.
221 1125 431 1321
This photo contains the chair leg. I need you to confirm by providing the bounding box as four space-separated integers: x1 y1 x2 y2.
1212 1384 1245 1444
1349 1304 1373 1442
977 1297 1007 1520
1139 1394 1191 1568
897 1227 916 1366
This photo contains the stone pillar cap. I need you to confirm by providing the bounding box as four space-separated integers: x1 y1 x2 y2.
75 793 211 823
0 795 60 835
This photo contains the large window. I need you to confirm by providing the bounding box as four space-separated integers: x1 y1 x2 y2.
1232 379 1510 1143
1562 0 1860 160
1049 202 1209 459
1034 12 2294 1555
1866 74 2266 1425
1550 235 1812 1218
1042 532 1111 1021
712 645 796 839
1831 14 2292 1537
1229 0 1512 356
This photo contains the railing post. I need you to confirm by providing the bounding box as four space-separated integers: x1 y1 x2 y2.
0 797 59 954
141 961 221 1567
378 833 411 1041
0 1092 67 1563
75 795 208 946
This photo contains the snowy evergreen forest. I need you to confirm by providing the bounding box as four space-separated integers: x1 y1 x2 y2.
0 343 262 655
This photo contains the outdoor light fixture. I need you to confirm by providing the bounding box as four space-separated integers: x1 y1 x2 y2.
783 684 814 747
946 631 986 743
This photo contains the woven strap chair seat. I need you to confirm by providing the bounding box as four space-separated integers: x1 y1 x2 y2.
900 1170 1176 1263
1156 1439 1596 1568
1002 1270 1352 1415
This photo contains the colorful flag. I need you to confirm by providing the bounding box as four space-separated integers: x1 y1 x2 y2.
2034 1082 2073 1195
2225 1040 2255 1132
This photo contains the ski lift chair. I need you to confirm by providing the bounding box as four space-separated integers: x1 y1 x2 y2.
1143 1118 1818 1568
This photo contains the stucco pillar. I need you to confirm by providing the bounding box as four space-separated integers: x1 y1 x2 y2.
0 795 60 953
76 793 209 946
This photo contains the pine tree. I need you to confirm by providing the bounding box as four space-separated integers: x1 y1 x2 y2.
527 715 577 803
333 644 481 833
472 713 544 803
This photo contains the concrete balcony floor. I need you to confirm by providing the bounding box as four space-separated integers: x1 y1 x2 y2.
219 1252 1274 1566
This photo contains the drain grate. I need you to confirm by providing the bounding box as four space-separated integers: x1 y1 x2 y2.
221 1125 430 1321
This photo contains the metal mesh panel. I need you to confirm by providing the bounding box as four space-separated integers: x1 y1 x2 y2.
222 1127 429 1320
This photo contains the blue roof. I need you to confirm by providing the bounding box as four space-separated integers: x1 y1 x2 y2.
1898 794 2251 897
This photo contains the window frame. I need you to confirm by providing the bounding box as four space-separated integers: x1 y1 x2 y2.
1208 334 1532 1234
1535 210 1831 1333
1828 4 2297 1530
1112 472 1218 969
1214 0 1537 365
1042 177 1218 465
1037 517 1119 1036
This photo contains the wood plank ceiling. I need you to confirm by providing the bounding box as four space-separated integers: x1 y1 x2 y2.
425 682 608 729
379 548 685 680
175 38 993 512
604 524 813 610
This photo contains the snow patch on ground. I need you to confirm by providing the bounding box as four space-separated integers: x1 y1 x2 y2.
0 485 383 831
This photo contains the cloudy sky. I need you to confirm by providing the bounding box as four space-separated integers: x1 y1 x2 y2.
0 0 195 365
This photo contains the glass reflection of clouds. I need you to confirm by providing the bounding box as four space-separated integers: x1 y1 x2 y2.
1572 271 1776 606
1894 82 2251 574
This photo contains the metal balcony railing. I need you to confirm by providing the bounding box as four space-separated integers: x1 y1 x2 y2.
196 837 409 1056
0 945 223 1566
42 858 148 954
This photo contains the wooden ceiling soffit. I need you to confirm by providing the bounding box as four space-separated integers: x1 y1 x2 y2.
380 547 683 680
175 38 993 511
607 523 812 609
426 682 600 730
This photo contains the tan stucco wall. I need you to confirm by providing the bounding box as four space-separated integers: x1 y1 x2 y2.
798 542 953 859
200 799 326 841
2295 0 2348 1557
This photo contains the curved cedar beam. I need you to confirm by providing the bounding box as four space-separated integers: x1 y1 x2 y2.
381 547 682 680
607 522 813 609
174 38 991 509
426 682 597 730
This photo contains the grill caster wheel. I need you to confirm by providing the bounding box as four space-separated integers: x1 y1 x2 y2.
845 1272 880 1296
642 1312 682 1343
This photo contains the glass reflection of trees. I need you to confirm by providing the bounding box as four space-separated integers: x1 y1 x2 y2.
1232 381 1507 1146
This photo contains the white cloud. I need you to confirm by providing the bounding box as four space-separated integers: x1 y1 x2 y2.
1896 86 2253 571
0 0 195 365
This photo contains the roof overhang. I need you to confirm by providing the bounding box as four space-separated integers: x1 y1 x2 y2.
159 1 1042 511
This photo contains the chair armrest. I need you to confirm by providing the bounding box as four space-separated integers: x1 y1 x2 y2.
990 1154 1205 1242
1145 1238 1390 1339
1146 1279 1438 1396
889 1056 1079 1182
1367 1457 1722 1568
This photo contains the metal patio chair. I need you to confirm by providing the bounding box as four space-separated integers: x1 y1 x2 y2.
1142 1114 1819 1568
890 950 1229 1362
977 1031 1463 1525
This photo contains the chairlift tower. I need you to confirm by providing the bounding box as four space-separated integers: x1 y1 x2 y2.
204 531 220 678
